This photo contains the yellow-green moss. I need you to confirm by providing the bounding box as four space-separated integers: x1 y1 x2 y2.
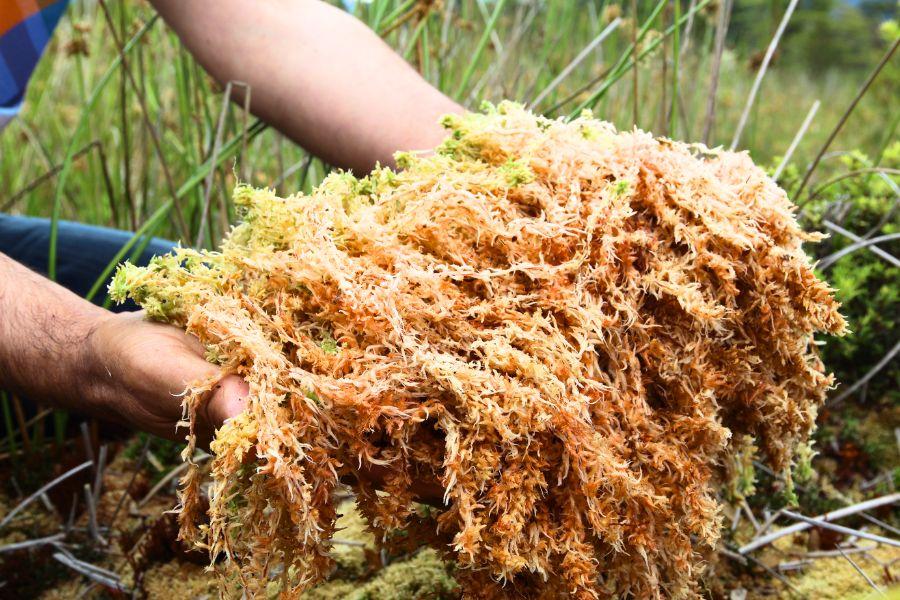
781 545 900 600
303 549 457 600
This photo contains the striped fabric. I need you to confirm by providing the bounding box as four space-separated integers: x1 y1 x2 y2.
0 0 70 129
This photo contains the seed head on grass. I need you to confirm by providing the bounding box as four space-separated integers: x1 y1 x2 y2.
111 102 846 598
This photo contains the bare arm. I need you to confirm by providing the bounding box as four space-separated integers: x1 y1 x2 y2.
150 0 463 173
0 254 105 414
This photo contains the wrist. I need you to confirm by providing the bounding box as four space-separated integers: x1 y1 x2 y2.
71 308 117 415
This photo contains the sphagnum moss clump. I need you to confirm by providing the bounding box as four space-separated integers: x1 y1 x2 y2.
111 102 846 599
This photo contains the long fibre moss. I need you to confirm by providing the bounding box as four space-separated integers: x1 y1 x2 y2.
111 103 846 598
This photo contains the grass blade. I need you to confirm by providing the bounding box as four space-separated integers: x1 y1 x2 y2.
739 493 900 555
781 509 900 549
97 0 190 240
701 0 733 145
195 81 239 249
567 0 711 119
530 18 621 109
48 16 159 281
668 0 681 136
730 0 799 150
818 232 900 271
793 37 900 202
631 0 639 126
453 0 508 100
830 340 900 406
0 392 18 460
773 99 820 181
823 219 900 268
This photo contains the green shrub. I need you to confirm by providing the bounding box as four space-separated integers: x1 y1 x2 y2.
780 142 900 406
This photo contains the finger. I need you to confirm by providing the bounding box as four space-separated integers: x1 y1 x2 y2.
205 374 250 428
158 349 243 440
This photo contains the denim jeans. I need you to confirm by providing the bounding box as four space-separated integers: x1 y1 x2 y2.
0 214 175 309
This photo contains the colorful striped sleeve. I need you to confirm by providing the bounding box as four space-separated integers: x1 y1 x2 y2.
0 0 70 130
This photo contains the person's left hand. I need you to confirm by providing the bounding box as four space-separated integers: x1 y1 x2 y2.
81 310 248 443
81 311 446 504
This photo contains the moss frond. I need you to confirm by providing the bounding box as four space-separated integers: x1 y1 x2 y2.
113 104 846 598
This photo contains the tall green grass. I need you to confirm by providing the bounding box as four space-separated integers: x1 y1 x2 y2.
4 1 893 242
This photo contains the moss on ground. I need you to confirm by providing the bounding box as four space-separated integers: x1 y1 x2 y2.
780 545 900 599
302 500 458 600
303 548 457 600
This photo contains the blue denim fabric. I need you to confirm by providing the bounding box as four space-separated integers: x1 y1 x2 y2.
0 214 175 310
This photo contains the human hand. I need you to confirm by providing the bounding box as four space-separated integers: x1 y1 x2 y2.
82 311 248 443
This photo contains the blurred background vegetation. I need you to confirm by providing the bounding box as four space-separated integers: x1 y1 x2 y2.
0 0 897 597
3 0 897 221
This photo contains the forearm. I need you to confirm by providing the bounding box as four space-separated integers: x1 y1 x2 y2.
0 253 108 411
151 0 462 173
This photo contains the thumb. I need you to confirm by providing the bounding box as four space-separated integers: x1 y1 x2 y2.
165 335 248 443
204 374 250 430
